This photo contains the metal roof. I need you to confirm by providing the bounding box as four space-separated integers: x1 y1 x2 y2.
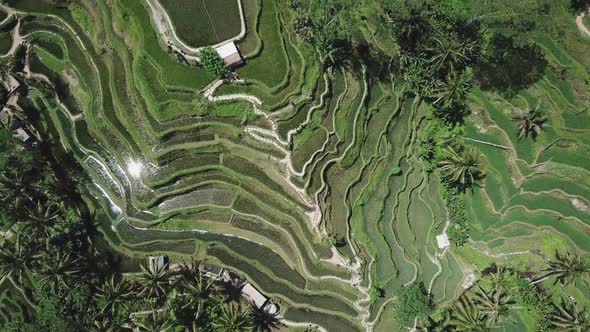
241 283 267 309
214 42 243 67
436 233 450 249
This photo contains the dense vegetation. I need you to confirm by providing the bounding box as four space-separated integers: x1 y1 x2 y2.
0 0 588 330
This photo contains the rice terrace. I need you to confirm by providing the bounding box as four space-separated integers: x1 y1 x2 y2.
0 0 589 331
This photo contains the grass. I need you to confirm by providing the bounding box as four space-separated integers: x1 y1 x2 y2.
159 0 241 47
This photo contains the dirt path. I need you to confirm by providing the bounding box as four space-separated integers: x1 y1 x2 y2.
576 10 590 37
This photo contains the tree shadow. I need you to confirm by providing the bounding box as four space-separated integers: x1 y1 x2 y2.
474 37 547 96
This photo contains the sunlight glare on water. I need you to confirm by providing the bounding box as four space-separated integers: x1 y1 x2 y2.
127 160 143 178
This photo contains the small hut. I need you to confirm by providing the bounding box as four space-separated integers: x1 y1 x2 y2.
214 41 244 67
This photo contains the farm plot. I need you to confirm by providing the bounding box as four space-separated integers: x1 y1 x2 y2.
158 0 242 47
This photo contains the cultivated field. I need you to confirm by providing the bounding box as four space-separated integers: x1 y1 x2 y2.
0 0 588 330
159 0 242 47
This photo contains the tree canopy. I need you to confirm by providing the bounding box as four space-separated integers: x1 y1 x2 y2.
395 282 433 326
200 46 228 79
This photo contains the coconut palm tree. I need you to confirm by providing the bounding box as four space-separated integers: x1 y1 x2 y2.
88 316 115 332
488 266 516 291
250 307 281 332
137 263 171 299
449 296 489 331
0 168 34 213
211 302 253 332
96 274 136 316
38 249 83 291
511 102 546 140
0 234 35 286
473 286 515 328
132 309 174 332
427 37 465 73
433 69 473 110
439 145 485 189
417 311 451 331
537 251 590 286
551 298 590 331
184 272 216 308
217 272 244 302
23 199 61 237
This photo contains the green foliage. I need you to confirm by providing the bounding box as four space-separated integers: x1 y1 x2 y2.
395 282 434 326
515 278 554 331
466 0 557 49
290 0 357 65
0 127 16 170
447 224 469 247
383 0 480 121
439 145 485 190
417 117 461 172
200 46 228 78
441 186 469 246
542 250 590 286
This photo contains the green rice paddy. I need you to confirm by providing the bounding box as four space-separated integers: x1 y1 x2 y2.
0 0 588 330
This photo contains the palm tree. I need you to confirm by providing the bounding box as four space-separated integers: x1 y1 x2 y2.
427 37 465 73
488 266 516 291
23 199 61 237
551 299 590 331
439 145 485 189
183 272 216 310
38 250 83 291
433 69 473 110
418 311 451 331
250 307 281 332
0 234 35 286
137 263 171 299
511 102 546 140
473 286 515 328
537 251 590 286
88 316 115 332
132 309 174 332
449 296 489 331
217 272 244 302
96 274 136 316
0 168 33 213
211 302 253 332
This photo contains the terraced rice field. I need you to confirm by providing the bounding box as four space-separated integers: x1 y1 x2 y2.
158 0 242 47
0 0 588 330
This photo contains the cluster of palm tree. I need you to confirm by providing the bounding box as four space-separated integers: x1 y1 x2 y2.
420 258 590 331
90 261 278 331
290 0 356 67
418 267 517 331
0 115 276 331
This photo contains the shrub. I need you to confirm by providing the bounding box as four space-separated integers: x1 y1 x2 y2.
395 282 434 326
199 46 228 78
441 186 469 246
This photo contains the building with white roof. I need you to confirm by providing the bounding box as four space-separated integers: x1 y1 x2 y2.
214 41 243 67
241 283 268 309
436 233 451 250
13 128 31 142
148 256 169 272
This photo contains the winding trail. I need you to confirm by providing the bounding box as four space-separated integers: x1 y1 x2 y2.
576 9 590 37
